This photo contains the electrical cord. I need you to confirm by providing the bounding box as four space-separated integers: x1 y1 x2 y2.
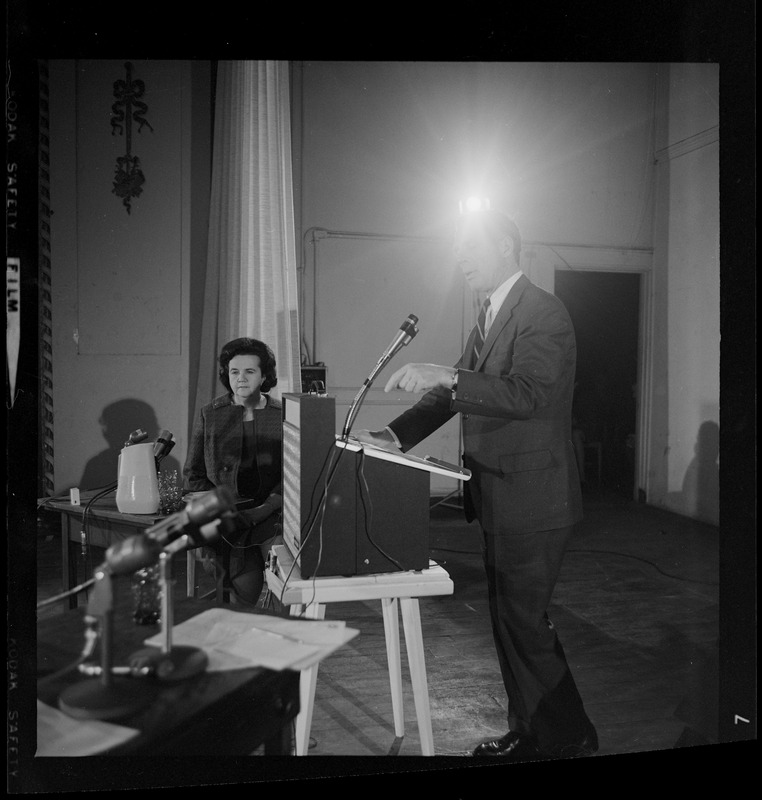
195 442 346 610
37 491 72 510
428 543 718 585
355 448 403 571
37 483 118 607
564 548 719 585
280 442 408 614
279 441 347 614
79 483 118 585
37 616 99 687
36 481 118 510
36 576 97 610
302 437 347 541
286 446 344 613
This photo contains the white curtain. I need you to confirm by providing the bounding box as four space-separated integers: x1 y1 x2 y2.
194 60 300 416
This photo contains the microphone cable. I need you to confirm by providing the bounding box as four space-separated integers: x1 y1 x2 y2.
278 440 348 614
37 616 99 687
281 440 407 614
355 448 404 571
36 576 97 610
36 480 120 511
79 482 118 592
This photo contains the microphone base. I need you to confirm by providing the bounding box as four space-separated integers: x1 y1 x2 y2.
129 645 209 682
58 677 153 721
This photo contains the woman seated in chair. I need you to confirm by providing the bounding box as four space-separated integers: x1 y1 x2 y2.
183 337 283 606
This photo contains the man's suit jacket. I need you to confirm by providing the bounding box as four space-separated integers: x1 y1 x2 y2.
389 273 583 534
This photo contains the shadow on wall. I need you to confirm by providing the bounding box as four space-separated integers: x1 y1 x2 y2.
680 420 719 525
78 398 181 491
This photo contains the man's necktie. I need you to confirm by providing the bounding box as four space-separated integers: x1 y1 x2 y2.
471 298 491 366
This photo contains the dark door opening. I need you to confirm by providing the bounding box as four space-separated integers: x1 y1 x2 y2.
554 270 640 498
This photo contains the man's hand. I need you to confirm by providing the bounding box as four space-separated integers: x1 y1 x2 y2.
384 363 455 394
353 429 400 452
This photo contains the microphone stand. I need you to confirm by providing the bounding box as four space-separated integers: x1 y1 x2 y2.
56 489 232 718
58 567 154 720
342 315 419 440
58 547 210 721
341 351 397 441
128 547 208 681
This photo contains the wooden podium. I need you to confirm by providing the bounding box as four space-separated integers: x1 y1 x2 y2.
281 393 469 579
266 544 454 755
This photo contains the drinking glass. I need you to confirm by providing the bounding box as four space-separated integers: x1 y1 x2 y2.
131 564 162 625
158 469 183 515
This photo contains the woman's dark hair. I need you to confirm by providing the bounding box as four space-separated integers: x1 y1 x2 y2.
218 337 278 393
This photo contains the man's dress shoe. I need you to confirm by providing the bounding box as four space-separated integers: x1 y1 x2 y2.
472 728 598 761
471 732 544 761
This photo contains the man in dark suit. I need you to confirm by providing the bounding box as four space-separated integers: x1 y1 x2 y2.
355 209 598 761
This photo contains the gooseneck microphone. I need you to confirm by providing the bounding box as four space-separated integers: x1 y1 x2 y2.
377 314 419 366
342 314 420 439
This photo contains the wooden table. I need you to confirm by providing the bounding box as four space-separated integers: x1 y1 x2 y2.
40 492 166 611
37 575 300 758
266 544 453 756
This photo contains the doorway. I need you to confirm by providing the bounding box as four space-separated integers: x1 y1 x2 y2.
554 270 640 497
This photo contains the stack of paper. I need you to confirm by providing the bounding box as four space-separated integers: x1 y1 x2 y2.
143 608 359 671
36 700 139 757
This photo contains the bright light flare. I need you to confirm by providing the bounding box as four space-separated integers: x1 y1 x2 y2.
459 196 491 215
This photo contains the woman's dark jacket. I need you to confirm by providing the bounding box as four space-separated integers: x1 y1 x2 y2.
183 393 282 541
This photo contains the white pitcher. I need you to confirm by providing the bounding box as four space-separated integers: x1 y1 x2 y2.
116 442 160 514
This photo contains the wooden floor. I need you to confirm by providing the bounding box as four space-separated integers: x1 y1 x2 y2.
35 482 723 767
291 489 721 759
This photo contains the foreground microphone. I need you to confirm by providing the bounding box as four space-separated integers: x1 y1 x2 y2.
102 486 236 576
376 314 419 366
342 314 420 439
58 492 237 720
153 429 175 462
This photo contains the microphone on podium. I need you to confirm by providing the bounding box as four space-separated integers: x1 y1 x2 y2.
342 314 420 440
376 314 419 366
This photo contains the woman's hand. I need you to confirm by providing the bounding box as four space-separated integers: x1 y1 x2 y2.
244 502 274 526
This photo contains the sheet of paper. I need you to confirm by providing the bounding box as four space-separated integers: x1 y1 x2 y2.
213 629 323 671
36 700 140 757
238 614 352 645
143 608 358 671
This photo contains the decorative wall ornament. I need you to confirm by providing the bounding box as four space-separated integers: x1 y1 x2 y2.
110 61 154 214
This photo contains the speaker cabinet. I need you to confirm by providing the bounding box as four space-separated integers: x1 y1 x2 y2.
282 393 429 578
